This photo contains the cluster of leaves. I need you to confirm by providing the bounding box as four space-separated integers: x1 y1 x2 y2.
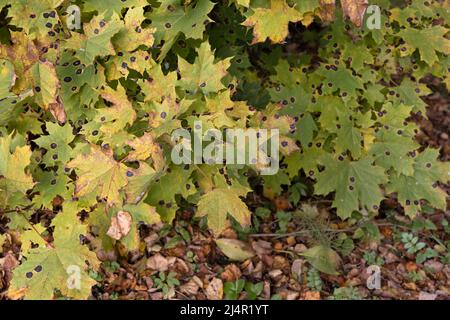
0 0 448 299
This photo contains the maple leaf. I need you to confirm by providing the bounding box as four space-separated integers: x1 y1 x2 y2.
243 0 304 44
178 42 231 94
124 162 158 204
398 26 450 66
146 166 195 222
64 14 123 65
9 202 100 300
0 59 16 99
369 129 418 176
0 32 39 93
149 0 216 59
34 122 74 165
126 133 165 171
113 7 155 52
196 187 251 235
0 134 34 206
140 66 178 103
67 144 128 204
5 0 64 44
315 156 388 219
386 149 449 218
83 0 148 18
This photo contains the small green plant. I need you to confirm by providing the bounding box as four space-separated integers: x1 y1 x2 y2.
407 271 424 283
329 287 361 300
307 268 323 292
401 233 426 255
244 282 264 300
363 251 384 266
152 272 180 299
416 248 438 264
224 279 245 300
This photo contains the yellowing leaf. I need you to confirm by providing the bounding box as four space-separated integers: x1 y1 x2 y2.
113 7 155 52
243 0 303 44
9 202 100 300
216 238 255 261
67 145 128 204
0 134 34 206
301 245 341 275
196 187 251 235
126 133 165 170
179 42 231 94
64 14 123 65
398 26 450 66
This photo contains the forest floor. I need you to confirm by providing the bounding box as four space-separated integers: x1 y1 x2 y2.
0 81 449 301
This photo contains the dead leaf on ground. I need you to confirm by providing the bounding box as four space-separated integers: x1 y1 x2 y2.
205 278 223 300
107 211 132 240
216 238 255 261
304 291 321 300
146 253 169 272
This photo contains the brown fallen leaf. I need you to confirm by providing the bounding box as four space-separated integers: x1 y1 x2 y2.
107 211 132 240
340 0 369 27
318 0 336 23
418 291 437 300
146 253 169 272
180 279 200 296
405 261 417 272
291 259 304 281
205 278 223 300
49 97 67 124
304 291 321 300
220 264 242 282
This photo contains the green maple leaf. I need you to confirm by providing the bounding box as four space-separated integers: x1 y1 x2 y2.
285 146 326 178
33 168 72 209
146 166 195 222
83 0 148 18
398 26 450 66
243 0 304 44
178 42 231 94
315 156 388 219
149 0 216 59
64 14 123 65
56 51 103 115
369 129 418 176
196 187 251 235
67 144 128 205
0 134 34 207
386 149 449 218
34 122 75 165
390 79 431 114
334 117 363 158
317 66 364 96
9 202 99 300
